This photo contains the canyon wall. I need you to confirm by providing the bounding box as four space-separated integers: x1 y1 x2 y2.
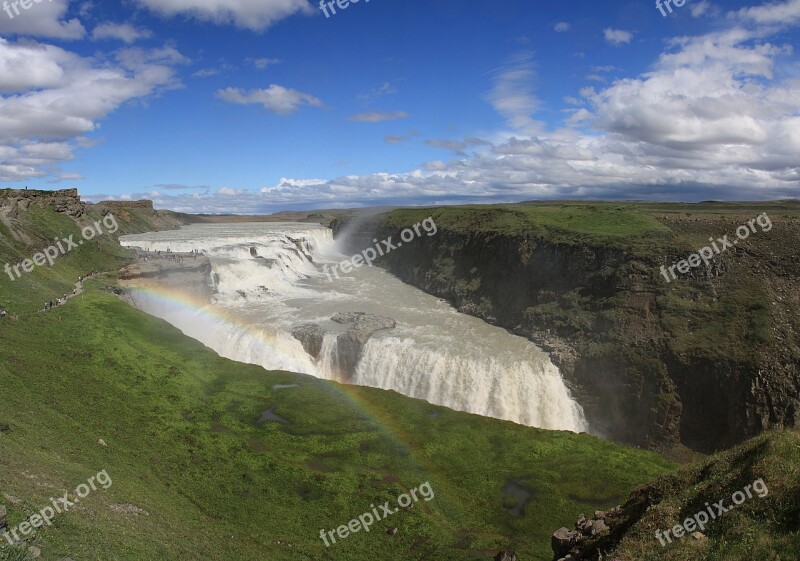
331 207 800 453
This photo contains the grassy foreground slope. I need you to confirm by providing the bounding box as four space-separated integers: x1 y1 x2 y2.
567 428 800 561
0 200 675 560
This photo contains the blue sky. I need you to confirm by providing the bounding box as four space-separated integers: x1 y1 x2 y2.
0 0 799 212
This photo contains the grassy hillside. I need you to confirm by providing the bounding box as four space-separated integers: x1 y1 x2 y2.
565 428 800 560
0 201 675 560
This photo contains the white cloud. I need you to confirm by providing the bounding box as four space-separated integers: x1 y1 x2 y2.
691 1 713 17
736 0 800 24
133 12 800 213
0 0 85 39
134 0 313 31
246 57 281 69
425 139 467 151
193 68 219 78
218 187 247 196
604 28 633 46
486 52 542 135
217 85 323 114
92 23 153 44
554 22 571 32
0 39 186 181
347 111 408 122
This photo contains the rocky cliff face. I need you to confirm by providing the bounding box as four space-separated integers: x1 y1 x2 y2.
331 209 800 453
0 188 85 218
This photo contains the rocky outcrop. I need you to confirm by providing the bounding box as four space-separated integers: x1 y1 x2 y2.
0 188 85 218
551 508 622 560
291 312 396 378
331 312 396 376
291 323 326 359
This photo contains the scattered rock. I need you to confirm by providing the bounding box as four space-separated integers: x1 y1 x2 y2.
692 531 707 540
109 503 149 515
98 438 107 447
386 527 397 535
27 546 41 558
494 550 518 561
3 494 21 505
0 504 6 530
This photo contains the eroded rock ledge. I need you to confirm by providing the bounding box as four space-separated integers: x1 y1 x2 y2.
292 312 396 379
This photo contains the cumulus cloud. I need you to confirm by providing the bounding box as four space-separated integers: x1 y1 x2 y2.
216 85 323 114
604 28 633 46
554 22 571 32
0 38 186 181
134 0 313 31
130 8 800 213
0 0 85 39
347 111 408 122
92 22 153 44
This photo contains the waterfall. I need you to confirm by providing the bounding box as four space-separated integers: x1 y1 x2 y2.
120 223 588 433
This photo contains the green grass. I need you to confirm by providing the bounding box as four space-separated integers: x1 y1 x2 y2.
0 287 675 561
384 204 672 249
0 203 676 560
606 429 800 561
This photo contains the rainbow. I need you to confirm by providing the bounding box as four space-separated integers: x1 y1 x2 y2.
122 281 436 482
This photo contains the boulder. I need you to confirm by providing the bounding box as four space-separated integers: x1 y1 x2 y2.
494 550 517 561
590 519 608 535
552 527 578 558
